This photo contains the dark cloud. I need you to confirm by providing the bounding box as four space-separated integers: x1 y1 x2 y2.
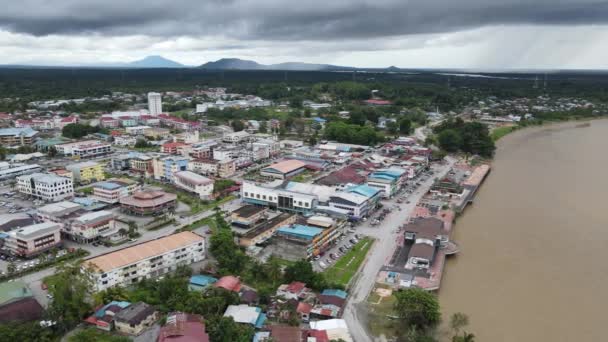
1 0 608 40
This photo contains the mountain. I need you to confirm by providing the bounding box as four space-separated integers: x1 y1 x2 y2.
199 58 355 71
126 55 185 68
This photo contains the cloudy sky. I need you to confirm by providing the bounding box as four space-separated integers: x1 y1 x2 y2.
1 0 608 69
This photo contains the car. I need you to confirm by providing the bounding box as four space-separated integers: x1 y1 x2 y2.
350 239 358 244
313 255 321 261
355 234 361 239
338 247 345 253
319 262 328 269
330 254 338 260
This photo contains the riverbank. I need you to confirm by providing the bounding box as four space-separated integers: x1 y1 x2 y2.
491 115 608 141
439 119 608 341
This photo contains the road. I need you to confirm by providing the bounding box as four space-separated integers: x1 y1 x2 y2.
343 157 456 342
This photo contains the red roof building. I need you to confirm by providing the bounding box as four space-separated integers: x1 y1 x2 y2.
214 276 242 292
157 312 209 342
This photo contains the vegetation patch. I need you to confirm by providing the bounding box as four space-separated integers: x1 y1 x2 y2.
323 237 373 287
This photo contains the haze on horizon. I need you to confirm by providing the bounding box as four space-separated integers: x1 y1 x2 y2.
2 0 608 70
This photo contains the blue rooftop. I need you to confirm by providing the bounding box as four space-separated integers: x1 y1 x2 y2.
322 289 348 299
277 224 323 240
255 312 267 329
313 117 327 123
0 127 38 137
95 301 131 318
347 184 381 198
95 182 122 190
189 275 218 287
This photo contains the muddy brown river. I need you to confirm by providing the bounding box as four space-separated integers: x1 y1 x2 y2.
439 120 608 342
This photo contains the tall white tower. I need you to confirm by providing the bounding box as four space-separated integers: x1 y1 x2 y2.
148 92 162 115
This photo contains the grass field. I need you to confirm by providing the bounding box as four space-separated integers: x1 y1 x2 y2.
491 125 518 141
323 237 373 287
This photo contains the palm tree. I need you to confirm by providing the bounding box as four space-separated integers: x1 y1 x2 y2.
7 262 16 274
453 332 475 342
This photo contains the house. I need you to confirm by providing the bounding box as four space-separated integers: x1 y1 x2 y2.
157 312 210 342
84 301 132 331
114 302 159 335
214 276 242 293
276 281 311 300
66 161 105 184
230 205 268 228
223 304 266 328
404 217 448 270
0 281 44 323
366 167 407 198
309 319 353 342
296 302 313 323
189 275 218 292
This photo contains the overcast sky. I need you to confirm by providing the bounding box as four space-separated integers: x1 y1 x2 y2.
2 0 608 69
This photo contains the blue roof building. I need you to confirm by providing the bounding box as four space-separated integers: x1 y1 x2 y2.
322 289 348 299
277 224 324 241
189 275 218 291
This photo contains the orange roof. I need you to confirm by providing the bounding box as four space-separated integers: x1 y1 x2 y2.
84 232 204 273
214 276 241 292
264 159 306 174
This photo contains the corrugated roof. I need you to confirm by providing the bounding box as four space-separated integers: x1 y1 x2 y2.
277 224 323 240
263 159 306 174
85 232 204 272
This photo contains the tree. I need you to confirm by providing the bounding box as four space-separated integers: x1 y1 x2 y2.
62 123 99 139
393 288 441 330
47 263 95 332
399 118 412 135
0 144 6 160
231 120 245 132
206 316 255 342
47 146 58 157
386 120 398 134
258 120 268 133
449 312 469 335
127 221 138 238
0 321 56 342
437 129 462 153
209 213 249 274
308 134 318 147
68 328 131 342
6 262 16 274
134 139 150 148
452 332 475 342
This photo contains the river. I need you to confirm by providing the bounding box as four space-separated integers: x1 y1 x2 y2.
439 120 608 342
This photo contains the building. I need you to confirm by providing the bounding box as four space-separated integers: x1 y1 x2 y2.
260 160 307 180
144 127 171 139
84 231 206 291
404 217 448 270
366 168 407 198
189 275 218 292
67 210 116 243
273 224 342 260
92 179 139 204
148 92 163 115
0 163 42 181
153 156 189 182
214 276 242 292
125 126 152 136
0 127 38 146
66 161 105 184
162 142 189 155
223 304 266 328
222 131 250 143
173 171 214 200
114 302 159 336
55 140 112 159
237 213 296 247
17 173 74 202
83 300 132 331
5 222 62 258
309 319 353 342
158 312 210 342
276 281 311 300
0 213 35 232
230 205 268 228
35 201 82 227
119 190 177 216
113 135 137 147
0 281 44 323
242 181 317 215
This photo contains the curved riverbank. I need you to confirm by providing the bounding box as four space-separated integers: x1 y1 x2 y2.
439 119 608 341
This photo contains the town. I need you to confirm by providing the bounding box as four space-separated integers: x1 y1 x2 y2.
0 81 599 342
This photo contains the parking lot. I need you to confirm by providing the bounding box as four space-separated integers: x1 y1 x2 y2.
315 231 364 271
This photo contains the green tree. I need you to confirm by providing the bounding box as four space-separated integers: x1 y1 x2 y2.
393 288 441 330
0 321 56 342
206 316 255 342
6 262 16 274
231 120 245 132
258 121 268 133
0 144 7 160
437 129 462 153
47 146 58 157
68 328 131 342
134 139 150 148
399 118 412 135
47 263 95 332
209 213 249 274
452 332 476 342
386 120 398 134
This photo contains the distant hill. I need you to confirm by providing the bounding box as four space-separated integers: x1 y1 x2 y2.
199 58 357 71
125 55 185 68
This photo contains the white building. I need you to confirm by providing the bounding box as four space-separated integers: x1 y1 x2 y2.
17 173 74 202
55 140 112 158
68 211 116 243
173 171 214 200
148 92 162 115
5 222 62 258
222 131 250 144
125 126 152 135
83 231 206 291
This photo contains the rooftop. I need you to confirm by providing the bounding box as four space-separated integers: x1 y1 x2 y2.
277 224 323 240
0 127 38 138
0 280 32 305
114 302 156 325
223 304 265 327
232 205 266 219
85 231 204 272
158 312 210 342
9 222 60 239
263 159 307 174
37 201 81 214
174 171 213 186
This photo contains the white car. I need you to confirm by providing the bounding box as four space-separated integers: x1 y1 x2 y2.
319 262 328 269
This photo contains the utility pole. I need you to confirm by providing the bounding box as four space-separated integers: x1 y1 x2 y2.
533 75 539 89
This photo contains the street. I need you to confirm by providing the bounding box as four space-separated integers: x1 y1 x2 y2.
343 157 456 342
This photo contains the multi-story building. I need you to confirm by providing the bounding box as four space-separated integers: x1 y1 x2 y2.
366 167 407 198
129 155 154 176
143 127 171 139
162 142 189 155
238 213 296 247
84 231 206 291
152 156 189 182
55 140 112 159
92 179 139 204
148 92 163 115
222 131 250 143
5 222 62 258
125 126 151 136
35 201 82 228
173 171 214 200
0 127 38 146
100 117 120 128
67 210 116 243
66 161 105 184
119 190 177 216
17 173 74 202
112 135 137 147
0 163 42 181
188 159 236 178
273 223 342 260
114 302 159 336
